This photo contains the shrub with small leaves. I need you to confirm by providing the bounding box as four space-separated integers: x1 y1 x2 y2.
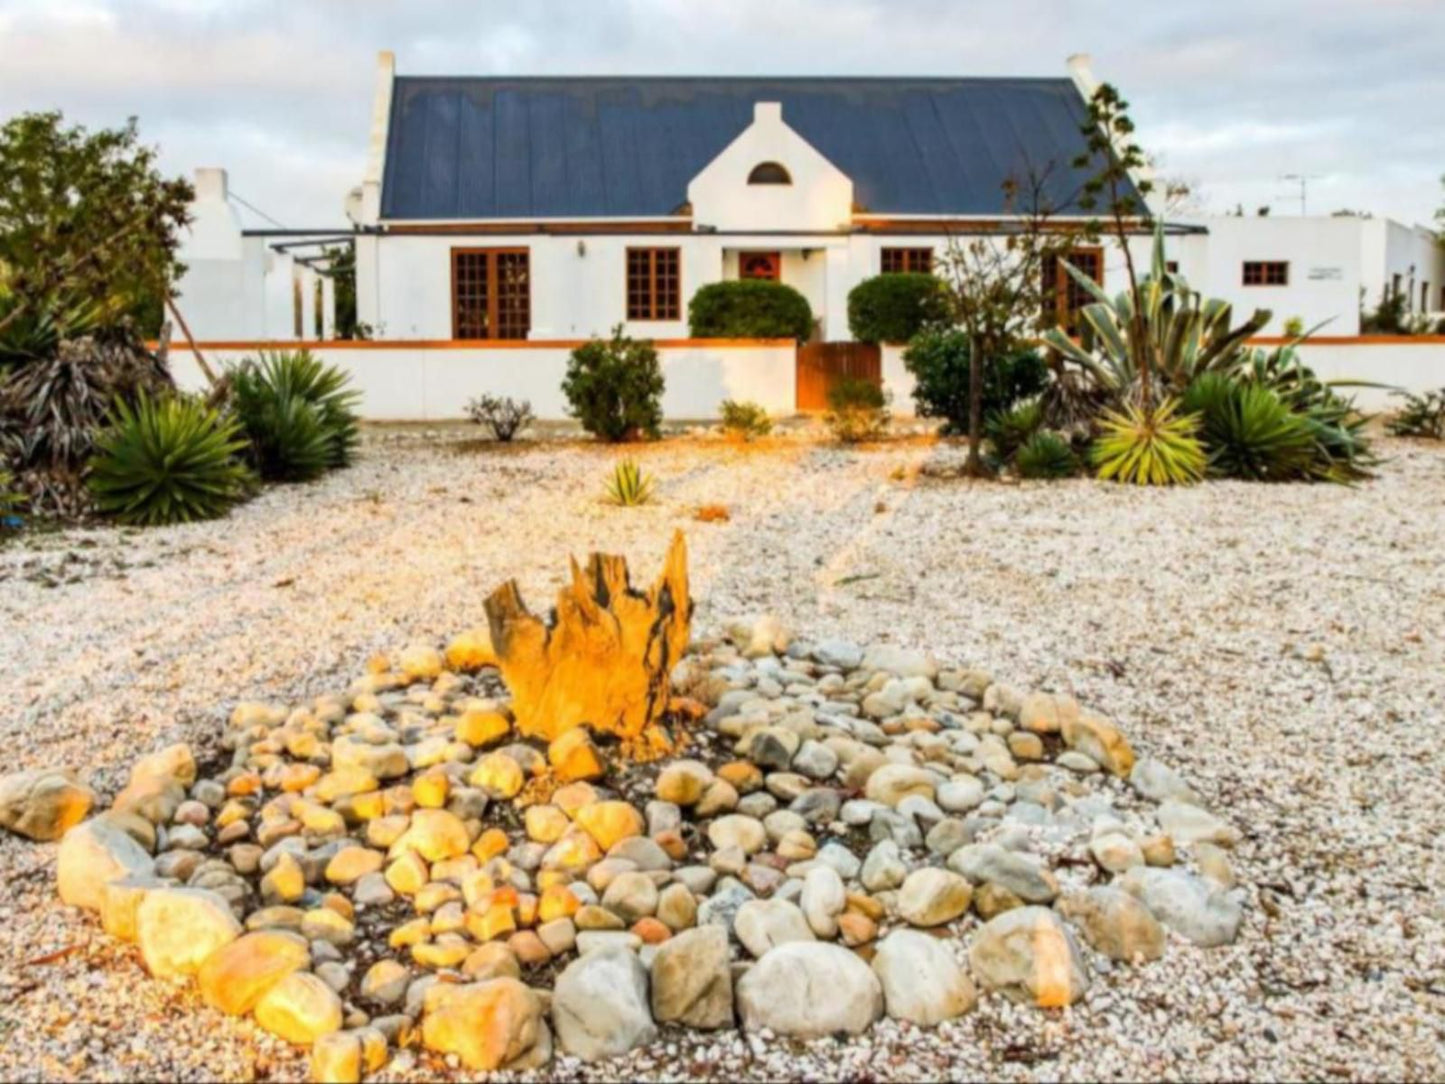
688 280 814 341
825 378 889 443
563 327 664 442
846 273 948 344
466 394 534 441
88 392 254 526
719 399 772 441
1387 387 1445 439
603 459 656 506
1015 431 1079 479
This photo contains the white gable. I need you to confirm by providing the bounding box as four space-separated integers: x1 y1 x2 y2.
686 102 853 232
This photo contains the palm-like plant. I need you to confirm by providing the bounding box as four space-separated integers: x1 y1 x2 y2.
1091 397 1207 486
89 392 254 525
604 459 656 506
1015 431 1079 479
228 350 360 481
1183 373 1316 481
985 398 1045 461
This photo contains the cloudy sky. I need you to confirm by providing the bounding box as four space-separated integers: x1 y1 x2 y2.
1 0 1440 230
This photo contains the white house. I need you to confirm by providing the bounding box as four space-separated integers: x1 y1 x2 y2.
170 52 1444 419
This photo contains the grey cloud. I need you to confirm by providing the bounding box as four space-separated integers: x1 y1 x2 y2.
0 0 1439 227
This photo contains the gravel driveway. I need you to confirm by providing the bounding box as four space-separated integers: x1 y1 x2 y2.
1 429 1441 1082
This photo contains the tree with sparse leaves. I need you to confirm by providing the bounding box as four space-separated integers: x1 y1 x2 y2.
1072 84 1157 405
0 112 193 340
936 166 1085 476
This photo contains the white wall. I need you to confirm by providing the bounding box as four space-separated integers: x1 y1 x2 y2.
166 342 798 421
1284 340 1445 411
1360 219 1445 318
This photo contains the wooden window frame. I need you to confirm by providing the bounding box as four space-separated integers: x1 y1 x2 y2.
1242 261 1289 287
1042 246 1103 334
451 246 531 340
625 247 682 322
880 247 934 275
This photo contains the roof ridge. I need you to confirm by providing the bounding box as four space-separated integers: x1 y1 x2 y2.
391 74 1073 83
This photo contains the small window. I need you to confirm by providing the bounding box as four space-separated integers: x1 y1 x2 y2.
1422 283 1430 313
1041 247 1103 334
747 162 791 185
881 247 934 274
626 248 681 321
1242 261 1288 286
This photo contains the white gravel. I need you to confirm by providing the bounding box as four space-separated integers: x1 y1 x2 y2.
1 428 1442 1082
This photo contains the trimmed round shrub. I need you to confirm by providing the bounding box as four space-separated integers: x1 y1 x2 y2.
562 327 665 442
847 273 948 344
902 329 1049 435
688 280 814 341
88 392 254 526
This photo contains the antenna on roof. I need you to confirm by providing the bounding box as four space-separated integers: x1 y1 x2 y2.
1279 174 1320 216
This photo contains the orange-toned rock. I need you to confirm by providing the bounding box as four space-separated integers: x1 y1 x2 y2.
548 729 606 783
632 917 672 945
541 826 602 874
508 930 552 966
524 805 570 844
389 808 470 863
573 801 645 852
1062 713 1135 778
254 971 343 1045
470 753 525 799
197 930 309 1016
653 829 688 862
455 709 510 748
413 770 450 809
539 884 582 923
348 791 385 821
552 782 599 818
717 761 763 794
462 941 521 980
420 979 547 1071
278 764 321 793
516 893 539 927
467 902 517 942
385 852 429 896
472 827 510 862
837 911 877 946
845 892 886 921
445 627 498 673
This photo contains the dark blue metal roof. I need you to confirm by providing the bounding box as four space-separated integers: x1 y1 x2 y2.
381 76 1124 222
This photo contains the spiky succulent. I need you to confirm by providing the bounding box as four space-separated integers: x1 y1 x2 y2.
1015 431 1080 479
604 459 656 507
1091 398 1206 486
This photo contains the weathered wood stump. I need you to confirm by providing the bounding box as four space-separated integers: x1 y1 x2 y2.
484 530 693 742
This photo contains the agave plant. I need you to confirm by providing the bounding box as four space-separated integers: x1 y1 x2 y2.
1183 373 1316 481
89 392 254 526
985 399 1045 461
1015 431 1079 479
1091 397 1206 486
604 459 656 506
228 350 360 481
1041 221 1271 400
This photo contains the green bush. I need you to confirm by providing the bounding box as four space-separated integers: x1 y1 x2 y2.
603 459 656 506
88 392 253 526
985 399 1045 462
688 280 813 341
229 350 360 481
902 329 1049 434
1386 387 1445 439
1091 398 1206 486
1183 373 1317 481
825 378 889 443
562 327 665 442
719 399 773 441
847 273 948 344
1015 431 1079 479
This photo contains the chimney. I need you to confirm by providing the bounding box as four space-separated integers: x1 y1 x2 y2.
194 167 228 201
361 50 397 225
754 101 782 125
1066 53 1098 99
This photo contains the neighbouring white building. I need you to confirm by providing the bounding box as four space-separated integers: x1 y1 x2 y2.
171 52 1444 419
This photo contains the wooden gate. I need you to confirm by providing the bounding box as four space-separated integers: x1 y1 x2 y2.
796 342 882 412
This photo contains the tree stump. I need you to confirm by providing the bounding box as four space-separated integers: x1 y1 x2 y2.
484 530 693 743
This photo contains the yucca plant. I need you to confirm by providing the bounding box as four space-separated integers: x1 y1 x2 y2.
88 392 254 526
985 398 1045 461
604 459 656 506
228 350 360 481
1091 397 1206 486
1183 373 1317 481
1015 431 1080 479
1386 387 1445 440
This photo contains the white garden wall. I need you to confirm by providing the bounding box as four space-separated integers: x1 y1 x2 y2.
166 341 797 421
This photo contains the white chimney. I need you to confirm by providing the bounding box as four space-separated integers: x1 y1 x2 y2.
194 167 228 201
1066 53 1098 99
360 50 396 225
754 101 782 125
